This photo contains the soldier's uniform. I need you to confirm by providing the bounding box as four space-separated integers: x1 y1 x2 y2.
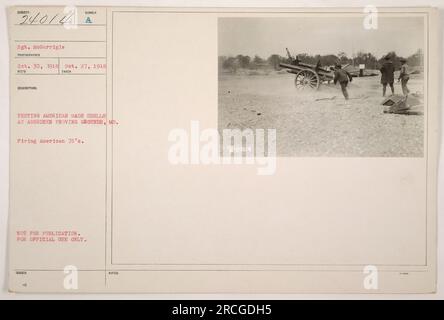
334 66 353 100
380 58 395 96
399 60 410 96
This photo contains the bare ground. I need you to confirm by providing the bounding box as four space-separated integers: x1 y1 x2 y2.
218 72 424 157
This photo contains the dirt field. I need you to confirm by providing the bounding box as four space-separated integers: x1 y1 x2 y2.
218 72 424 157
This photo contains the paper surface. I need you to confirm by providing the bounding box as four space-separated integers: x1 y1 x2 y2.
7 6 439 293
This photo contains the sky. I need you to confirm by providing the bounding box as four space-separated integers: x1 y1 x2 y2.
218 16 424 59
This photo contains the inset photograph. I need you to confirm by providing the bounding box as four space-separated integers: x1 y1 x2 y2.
218 16 425 157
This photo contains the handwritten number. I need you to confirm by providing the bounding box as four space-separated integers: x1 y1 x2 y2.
19 15 28 25
29 12 40 24
18 12 67 25
39 15 48 24
48 14 58 24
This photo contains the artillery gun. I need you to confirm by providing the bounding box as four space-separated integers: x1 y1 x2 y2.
280 48 344 90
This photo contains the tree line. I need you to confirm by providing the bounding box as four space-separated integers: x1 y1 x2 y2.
219 49 423 72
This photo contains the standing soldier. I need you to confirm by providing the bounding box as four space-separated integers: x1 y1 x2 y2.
398 58 410 96
333 63 353 100
380 55 395 97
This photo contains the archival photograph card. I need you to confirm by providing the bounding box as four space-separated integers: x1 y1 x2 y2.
7 6 439 293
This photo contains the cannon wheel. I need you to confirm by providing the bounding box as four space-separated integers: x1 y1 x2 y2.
294 69 320 90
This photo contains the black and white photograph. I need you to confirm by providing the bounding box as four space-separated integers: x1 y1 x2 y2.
218 16 425 157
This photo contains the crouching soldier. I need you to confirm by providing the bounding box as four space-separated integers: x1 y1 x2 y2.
333 63 353 100
398 58 410 96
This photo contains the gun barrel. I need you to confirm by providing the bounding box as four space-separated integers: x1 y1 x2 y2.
285 48 293 60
